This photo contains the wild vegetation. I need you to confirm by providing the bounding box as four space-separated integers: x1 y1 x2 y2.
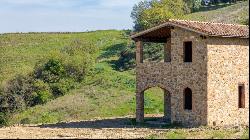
131 0 248 31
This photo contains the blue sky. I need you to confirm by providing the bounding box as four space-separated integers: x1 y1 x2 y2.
0 0 141 33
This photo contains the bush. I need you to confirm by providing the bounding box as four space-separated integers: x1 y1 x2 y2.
3 75 35 111
63 55 87 82
20 118 30 124
0 113 9 127
115 42 164 71
115 48 136 71
50 78 75 97
35 91 53 104
0 39 98 121
0 93 26 113
4 74 36 106
143 43 164 62
32 80 53 104
34 59 65 83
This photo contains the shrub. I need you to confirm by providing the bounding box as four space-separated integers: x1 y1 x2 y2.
4 74 36 106
115 49 136 71
63 55 88 82
44 59 65 76
20 118 30 124
115 42 164 71
50 78 75 97
33 80 53 104
3 75 35 110
34 59 65 83
1 93 26 113
35 91 53 104
114 43 136 71
0 112 9 127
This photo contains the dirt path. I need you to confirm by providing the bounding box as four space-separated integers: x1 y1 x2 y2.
0 115 167 139
0 126 166 139
0 115 247 139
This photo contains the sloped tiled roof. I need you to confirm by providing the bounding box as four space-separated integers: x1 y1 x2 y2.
131 19 249 39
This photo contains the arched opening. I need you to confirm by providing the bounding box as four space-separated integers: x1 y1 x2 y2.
144 87 164 116
184 88 192 110
136 86 171 124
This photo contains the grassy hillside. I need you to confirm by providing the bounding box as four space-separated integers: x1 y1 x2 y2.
0 31 124 85
0 30 164 124
184 0 249 24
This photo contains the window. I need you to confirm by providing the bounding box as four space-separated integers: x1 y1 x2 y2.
239 84 245 108
184 41 192 62
184 88 192 110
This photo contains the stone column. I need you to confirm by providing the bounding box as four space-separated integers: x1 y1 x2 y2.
164 90 171 123
136 91 144 123
164 38 171 62
136 41 143 64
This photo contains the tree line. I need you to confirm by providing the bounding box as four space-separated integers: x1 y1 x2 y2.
131 0 246 31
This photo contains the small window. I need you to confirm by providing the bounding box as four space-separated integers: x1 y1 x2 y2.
239 84 245 108
184 42 192 62
184 88 192 110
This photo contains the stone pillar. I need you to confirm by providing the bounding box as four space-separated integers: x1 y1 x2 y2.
136 91 144 123
164 90 171 123
136 41 143 64
164 38 171 62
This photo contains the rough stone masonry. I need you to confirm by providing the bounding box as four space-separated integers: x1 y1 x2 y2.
131 19 249 127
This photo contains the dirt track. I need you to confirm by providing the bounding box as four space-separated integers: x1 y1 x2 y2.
0 115 247 139
0 126 166 139
0 115 167 139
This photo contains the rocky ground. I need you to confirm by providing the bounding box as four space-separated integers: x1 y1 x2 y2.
0 115 248 139
0 126 166 139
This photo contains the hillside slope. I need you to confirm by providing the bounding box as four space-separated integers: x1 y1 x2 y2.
184 0 249 24
0 30 163 124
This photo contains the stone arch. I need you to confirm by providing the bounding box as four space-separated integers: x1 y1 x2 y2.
136 85 172 123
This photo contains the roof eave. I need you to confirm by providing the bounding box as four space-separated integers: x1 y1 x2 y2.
131 22 209 40
209 35 249 38
131 21 249 40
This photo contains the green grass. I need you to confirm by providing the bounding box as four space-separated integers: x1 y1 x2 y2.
147 128 249 139
0 29 166 125
144 87 164 115
241 128 249 139
184 0 249 25
0 30 137 124
0 30 126 86
10 85 136 124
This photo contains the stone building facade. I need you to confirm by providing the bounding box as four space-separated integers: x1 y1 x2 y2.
131 19 249 127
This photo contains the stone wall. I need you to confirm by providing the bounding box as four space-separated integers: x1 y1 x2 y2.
207 37 249 126
136 27 208 126
169 27 208 126
136 27 249 127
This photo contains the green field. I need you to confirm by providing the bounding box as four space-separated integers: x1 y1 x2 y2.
184 0 249 24
0 30 164 124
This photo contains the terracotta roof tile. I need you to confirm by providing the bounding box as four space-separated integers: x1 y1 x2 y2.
131 19 249 39
170 19 249 38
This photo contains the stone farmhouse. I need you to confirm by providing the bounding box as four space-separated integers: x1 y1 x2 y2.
131 19 249 127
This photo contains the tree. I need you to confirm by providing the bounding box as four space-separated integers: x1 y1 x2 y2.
131 0 152 31
184 0 202 12
131 0 188 31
